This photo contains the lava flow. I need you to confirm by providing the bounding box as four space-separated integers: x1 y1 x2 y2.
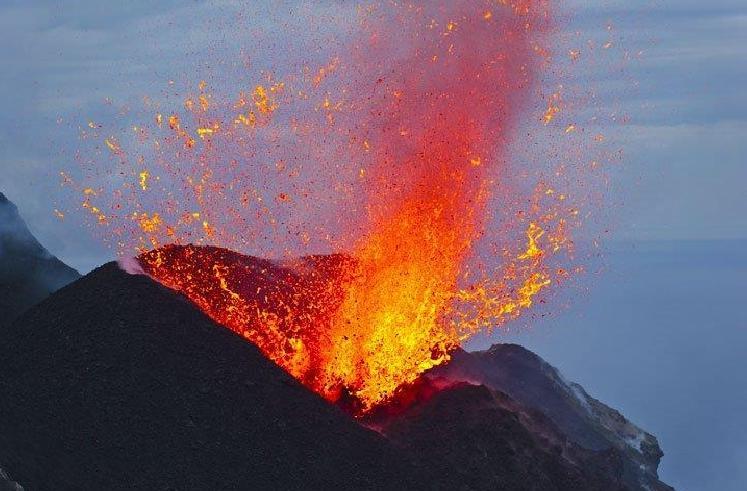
71 1 588 413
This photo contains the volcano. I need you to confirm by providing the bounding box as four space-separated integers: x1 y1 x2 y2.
0 254 671 490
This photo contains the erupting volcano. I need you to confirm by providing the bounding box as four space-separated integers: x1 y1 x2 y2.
69 0 593 414
0 0 693 488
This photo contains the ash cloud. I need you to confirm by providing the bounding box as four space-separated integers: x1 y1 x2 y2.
117 256 144 276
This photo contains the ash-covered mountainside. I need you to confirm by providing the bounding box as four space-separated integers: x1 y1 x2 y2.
0 192 80 321
0 255 672 490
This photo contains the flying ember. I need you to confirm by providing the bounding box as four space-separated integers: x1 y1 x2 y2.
70 0 598 413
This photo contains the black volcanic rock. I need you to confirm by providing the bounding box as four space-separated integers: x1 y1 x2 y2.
0 263 444 490
431 345 673 491
0 192 80 321
380 382 629 491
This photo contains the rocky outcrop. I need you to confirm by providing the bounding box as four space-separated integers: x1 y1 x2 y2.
431 344 672 491
379 381 630 491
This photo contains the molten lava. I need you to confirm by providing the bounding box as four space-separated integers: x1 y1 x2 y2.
138 213 555 411
70 1 594 413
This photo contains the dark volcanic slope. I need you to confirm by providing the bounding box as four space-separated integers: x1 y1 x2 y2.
381 382 630 491
432 345 673 491
0 243 672 491
0 192 80 321
0 263 444 490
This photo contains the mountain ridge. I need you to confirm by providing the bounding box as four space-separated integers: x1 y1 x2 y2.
0 191 80 321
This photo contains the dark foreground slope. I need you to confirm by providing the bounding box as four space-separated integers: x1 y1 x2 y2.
0 192 80 321
0 263 442 490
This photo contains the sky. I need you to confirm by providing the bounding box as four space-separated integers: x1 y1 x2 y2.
0 1 745 489
0 0 745 271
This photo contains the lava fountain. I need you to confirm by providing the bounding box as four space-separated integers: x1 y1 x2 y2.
71 1 588 413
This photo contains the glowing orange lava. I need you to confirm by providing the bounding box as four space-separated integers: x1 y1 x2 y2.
70 1 596 413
